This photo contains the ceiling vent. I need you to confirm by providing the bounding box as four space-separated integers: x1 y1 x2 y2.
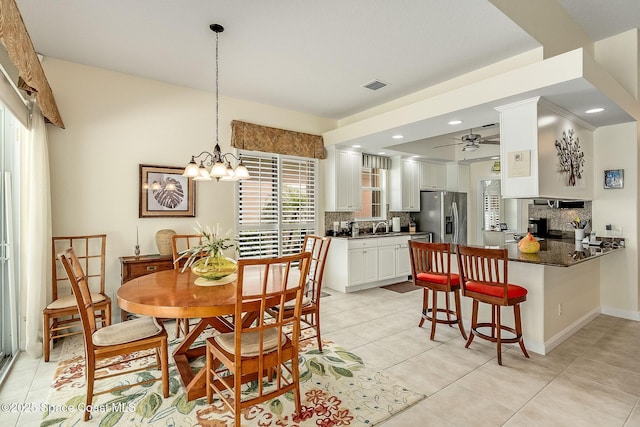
363 79 388 91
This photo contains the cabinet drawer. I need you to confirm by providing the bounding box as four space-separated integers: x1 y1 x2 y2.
128 262 173 279
348 239 378 249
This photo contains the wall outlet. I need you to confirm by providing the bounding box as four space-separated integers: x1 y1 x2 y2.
340 221 349 229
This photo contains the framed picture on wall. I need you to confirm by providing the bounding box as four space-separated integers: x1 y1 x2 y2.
604 169 624 189
139 164 196 217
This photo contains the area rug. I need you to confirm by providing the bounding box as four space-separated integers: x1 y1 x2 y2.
381 281 421 294
41 332 425 426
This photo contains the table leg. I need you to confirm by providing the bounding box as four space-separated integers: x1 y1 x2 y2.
173 316 233 401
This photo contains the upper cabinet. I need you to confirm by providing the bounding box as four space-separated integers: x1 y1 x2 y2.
324 146 362 211
446 163 469 193
419 161 446 191
390 157 420 211
496 97 594 200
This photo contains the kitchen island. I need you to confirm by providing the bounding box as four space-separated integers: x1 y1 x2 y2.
467 238 624 355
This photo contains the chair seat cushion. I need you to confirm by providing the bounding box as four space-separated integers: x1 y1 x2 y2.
214 329 285 357
92 316 162 346
282 295 312 309
47 293 106 310
466 281 528 299
416 272 460 285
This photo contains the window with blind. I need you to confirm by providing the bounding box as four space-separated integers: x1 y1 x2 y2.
237 151 317 258
354 167 385 220
482 180 502 231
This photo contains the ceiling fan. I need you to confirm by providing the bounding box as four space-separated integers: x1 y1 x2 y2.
433 127 500 152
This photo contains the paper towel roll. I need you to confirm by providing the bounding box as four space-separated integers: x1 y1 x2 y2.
392 217 401 232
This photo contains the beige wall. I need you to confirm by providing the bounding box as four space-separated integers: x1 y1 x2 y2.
593 122 639 319
42 58 335 307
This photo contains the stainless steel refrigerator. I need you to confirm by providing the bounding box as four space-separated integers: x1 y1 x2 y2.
416 191 467 245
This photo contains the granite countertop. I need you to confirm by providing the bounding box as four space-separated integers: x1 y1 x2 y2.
504 238 624 267
329 231 429 240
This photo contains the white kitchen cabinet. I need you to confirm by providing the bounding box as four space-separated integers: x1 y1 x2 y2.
347 239 378 287
446 163 470 193
390 157 420 211
324 146 362 211
377 242 397 280
420 161 446 191
395 237 411 277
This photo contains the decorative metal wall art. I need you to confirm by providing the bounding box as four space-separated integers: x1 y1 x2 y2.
555 129 584 186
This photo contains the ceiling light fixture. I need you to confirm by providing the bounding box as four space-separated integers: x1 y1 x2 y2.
448 120 463 125
183 24 250 182
352 144 361 148
462 144 479 152
585 107 605 114
392 134 403 139
378 152 386 155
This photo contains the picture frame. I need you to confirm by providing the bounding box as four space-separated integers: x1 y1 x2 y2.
604 169 624 189
139 164 196 217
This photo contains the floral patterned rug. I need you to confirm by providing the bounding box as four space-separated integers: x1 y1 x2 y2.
41 331 425 426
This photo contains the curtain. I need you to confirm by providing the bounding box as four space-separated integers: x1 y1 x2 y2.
230 120 325 159
362 153 391 170
21 105 51 357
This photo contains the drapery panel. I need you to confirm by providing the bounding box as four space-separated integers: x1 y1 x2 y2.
231 120 325 160
0 0 64 128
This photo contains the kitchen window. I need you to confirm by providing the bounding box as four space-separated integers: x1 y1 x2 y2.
482 179 502 231
354 167 386 220
236 151 317 258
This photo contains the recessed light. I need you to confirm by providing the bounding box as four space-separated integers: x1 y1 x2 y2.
585 107 605 114
448 120 463 125
392 134 403 139
378 152 386 155
491 156 500 160
352 144 361 148
412 155 420 158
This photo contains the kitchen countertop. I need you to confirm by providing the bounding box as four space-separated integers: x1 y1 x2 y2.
504 238 623 267
329 231 429 240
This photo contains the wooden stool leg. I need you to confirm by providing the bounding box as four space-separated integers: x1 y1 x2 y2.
430 289 438 340
419 288 428 327
495 304 502 365
514 303 530 358
465 300 478 348
454 290 467 340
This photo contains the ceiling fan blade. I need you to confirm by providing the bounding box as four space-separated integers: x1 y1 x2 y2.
433 142 463 149
479 140 500 145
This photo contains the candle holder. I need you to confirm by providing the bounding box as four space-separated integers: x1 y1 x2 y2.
135 244 141 257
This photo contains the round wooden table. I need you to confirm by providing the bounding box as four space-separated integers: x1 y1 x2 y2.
117 266 300 401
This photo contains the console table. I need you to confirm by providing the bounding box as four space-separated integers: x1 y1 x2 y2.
118 254 174 321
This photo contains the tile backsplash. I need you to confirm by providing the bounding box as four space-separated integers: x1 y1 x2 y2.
528 201 592 233
324 211 412 235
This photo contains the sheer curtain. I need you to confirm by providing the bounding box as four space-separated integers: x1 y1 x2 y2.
21 105 51 357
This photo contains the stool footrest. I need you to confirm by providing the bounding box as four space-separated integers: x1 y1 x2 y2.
422 308 461 326
472 322 522 344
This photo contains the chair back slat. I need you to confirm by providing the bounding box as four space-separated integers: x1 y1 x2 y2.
301 235 331 303
52 235 106 300
456 245 509 304
57 247 98 336
171 234 204 270
409 241 453 284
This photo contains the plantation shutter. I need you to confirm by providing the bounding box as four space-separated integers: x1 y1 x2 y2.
237 151 317 258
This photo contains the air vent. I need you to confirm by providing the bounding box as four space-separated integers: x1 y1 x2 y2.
363 79 388 91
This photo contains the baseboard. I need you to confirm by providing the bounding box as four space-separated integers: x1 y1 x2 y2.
542 307 602 355
600 306 640 321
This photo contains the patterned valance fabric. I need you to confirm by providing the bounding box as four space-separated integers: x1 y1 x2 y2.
231 120 325 159
0 0 64 128
362 153 391 170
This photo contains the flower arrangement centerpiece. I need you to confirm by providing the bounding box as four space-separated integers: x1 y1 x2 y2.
176 223 239 281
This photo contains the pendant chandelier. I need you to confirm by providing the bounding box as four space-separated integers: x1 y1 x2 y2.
183 24 250 182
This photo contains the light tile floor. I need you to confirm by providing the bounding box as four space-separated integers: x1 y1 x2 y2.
2 286 640 426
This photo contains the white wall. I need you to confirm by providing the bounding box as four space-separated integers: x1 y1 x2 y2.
593 122 639 319
42 58 335 310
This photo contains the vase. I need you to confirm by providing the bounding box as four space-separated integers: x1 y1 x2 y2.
191 255 237 281
155 229 176 256
575 228 585 241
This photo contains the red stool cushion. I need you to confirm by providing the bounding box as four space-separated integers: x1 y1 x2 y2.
416 272 460 285
465 281 528 299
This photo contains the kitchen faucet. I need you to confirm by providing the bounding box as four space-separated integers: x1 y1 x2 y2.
373 221 389 234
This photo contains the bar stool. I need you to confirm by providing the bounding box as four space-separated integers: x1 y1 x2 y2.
409 240 467 340
456 245 529 365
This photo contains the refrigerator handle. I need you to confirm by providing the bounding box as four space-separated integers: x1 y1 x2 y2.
452 201 459 244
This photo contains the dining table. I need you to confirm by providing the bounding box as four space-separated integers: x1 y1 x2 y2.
117 266 300 401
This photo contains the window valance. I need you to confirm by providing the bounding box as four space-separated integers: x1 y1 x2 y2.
0 0 64 128
363 153 391 170
231 120 325 160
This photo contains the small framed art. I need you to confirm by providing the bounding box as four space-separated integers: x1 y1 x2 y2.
604 169 624 189
139 164 196 217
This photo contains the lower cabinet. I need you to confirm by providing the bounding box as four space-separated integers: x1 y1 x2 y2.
325 234 418 293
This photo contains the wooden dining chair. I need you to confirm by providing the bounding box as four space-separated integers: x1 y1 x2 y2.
171 234 203 338
43 235 111 362
456 245 529 365
409 240 467 340
58 247 169 421
267 235 331 351
205 251 312 426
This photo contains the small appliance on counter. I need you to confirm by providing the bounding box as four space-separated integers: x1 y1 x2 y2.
392 217 401 232
527 218 548 237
